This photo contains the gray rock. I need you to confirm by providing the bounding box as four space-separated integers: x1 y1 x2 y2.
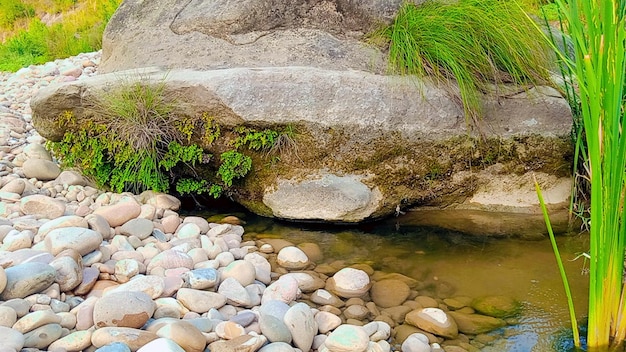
22 143 52 161
0 326 24 350
182 268 219 290
23 323 63 349
147 249 193 274
0 262 56 300
31 66 573 223
283 302 317 351
13 310 61 333
176 288 227 313
49 249 83 291
137 338 185 352
44 227 103 256
94 291 156 328
19 195 66 219
104 275 165 299
276 246 310 270
53 170 92 186
401 333 431 352
217 277 253 307
262 275 299 305
95 342 132 352
221 260 256 286
259 314 292 344
22 159 60 180
324 324 370 352
258 342 297 352
0 305 17 327
119 218 154 240
37 215 89 239
328 268 371 298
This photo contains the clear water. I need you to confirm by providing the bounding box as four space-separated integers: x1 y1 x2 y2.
194 205 591 351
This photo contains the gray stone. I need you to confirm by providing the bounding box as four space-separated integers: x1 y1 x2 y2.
0 326 24 350
137 338 185 352
44 227 103 256
20 195 66 219
324 324 370 352
23 323 63 349
401 333 431 352
259 314 292 344
49 249 83 291
104 275 165 299
22 158 60 180
119 218 154 240
217 277 252 307
31 66 573 223
328 267 371 298
258 342 297 352
13 310 61 333
0 262 56 300
48 330 93 351
283 302 317 352
37 215 89 239
181 268 219 290
94 291 156 328
0 305 17 327
53 170 92 186
94 342 132 352
276 246 310 270
221 260 256 286
176 288 227 313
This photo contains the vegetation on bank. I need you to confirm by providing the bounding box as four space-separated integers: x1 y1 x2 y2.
46 77 296 198
0 0 120 72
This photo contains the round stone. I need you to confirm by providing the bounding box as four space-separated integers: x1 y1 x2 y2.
0 326 24 350
155 320 206 352
94 291 156 328
91 327 158 350
328 268 371 298
48 330 93 351
405 308 459 339
44 227 103 256
147 249 194 274
93 197 141 227
221 260 256 286
13 310 61 333
20 194 66 219
23 323 63 349
215 321 246 340
22 158 61 180
315 311 342 334
401 333 431 352
0 262 56 300
137 338 185 352
120 218 154 240
276 246 309 270
370 279 411 308
284 302 317 352
176 288 227 313
0 305 17 327
325 324 370 352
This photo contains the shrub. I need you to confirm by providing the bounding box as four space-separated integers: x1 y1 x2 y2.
368 0 552 125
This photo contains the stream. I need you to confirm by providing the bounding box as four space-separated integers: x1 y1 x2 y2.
190 203 590 352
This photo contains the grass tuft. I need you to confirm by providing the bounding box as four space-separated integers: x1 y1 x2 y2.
368 0 552 125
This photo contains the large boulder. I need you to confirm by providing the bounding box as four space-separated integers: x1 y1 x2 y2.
31 0 573 223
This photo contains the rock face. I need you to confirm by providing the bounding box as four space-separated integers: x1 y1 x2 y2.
30 0 574 223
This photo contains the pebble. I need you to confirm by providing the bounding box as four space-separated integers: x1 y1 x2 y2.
1 262 56 299
93 291 155 328
324 324 370 352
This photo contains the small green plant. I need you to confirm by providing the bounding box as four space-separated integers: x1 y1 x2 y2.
48 78 297 199
368 0 552 125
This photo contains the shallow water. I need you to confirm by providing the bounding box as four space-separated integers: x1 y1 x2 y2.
197 206 590 351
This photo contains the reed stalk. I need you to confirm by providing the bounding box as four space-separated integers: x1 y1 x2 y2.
548 0 625 348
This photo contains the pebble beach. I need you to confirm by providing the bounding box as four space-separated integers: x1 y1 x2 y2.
0 52 517 352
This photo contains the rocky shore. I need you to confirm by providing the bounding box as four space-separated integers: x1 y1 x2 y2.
0 52 519 352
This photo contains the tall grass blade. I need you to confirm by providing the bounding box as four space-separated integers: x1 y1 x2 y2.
534 175 581 348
